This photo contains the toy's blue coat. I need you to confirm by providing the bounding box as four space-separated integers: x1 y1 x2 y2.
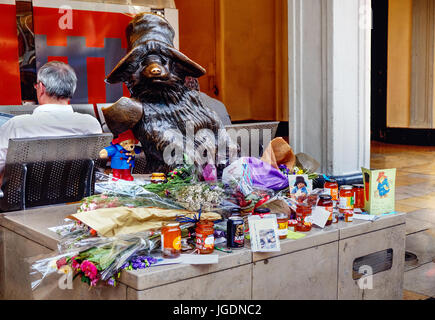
377 179 390 197
104 143 141 169
291 186 308 195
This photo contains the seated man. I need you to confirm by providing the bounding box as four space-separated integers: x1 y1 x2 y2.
0 61 102 182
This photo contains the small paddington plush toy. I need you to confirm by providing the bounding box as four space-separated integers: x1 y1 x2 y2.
99 130 141 181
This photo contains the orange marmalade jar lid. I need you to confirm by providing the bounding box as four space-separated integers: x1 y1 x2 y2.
276 213 288 221
352 184 364 189
162 222 180 228
340 185 353 191
152 173 166 177
197 220 214 227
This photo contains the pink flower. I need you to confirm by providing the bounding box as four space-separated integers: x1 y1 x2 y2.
56 257 67 269
90 278 99 287
71 256 80 269
80 260 98 280
107 201 119 208
100 195 108 199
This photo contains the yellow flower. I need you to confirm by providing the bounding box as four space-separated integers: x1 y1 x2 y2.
297 170 304 174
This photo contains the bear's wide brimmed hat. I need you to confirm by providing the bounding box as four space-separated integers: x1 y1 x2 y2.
294 176 307 187
106 13 206 83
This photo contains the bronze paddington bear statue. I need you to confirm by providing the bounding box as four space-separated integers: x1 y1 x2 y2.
104 13 236 174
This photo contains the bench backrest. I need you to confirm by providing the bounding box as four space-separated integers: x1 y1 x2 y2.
0 133 112 212
225 121 280 157
95 103 112 133
0 104 97 119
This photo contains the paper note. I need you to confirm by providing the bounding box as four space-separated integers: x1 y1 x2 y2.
287 231 307 240
248 214 281 252
151 255 183 267
151 254 219 266
353 214 379 221
310 206 331 228
181 254 219 265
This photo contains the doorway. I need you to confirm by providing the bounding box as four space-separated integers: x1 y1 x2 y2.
371 0 388 142
175 0 288 125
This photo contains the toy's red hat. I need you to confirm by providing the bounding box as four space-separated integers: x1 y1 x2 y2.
112 129 138 145
376 171 387 182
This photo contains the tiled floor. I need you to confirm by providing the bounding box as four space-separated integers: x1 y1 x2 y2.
371 141 435 300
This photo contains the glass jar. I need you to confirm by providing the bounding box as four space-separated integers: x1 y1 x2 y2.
230 208 242 217
339 185 354 210
295 193 308 203
295 203 312 232
353 184 365 209
344 210 354 223
332 207 339 224
307 194 319 207
151 173 167 184
195 220 215 254
288 219 298 231
318 194 333 226
253 207 271 216
276 213 289 240
161 222 181 258
324 179 339 201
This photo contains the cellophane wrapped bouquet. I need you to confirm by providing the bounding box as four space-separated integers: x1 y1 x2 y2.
30 230 161 290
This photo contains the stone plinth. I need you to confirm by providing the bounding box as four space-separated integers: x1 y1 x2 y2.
0 205 405 300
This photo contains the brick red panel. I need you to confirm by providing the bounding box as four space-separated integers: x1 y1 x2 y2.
0 3 22 105
87 57 106 104
48 56 69 64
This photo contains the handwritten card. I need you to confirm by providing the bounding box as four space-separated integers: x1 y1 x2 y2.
248 214 281 252
309 206 331 228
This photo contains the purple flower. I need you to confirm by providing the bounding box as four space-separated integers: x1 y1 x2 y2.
147 257 158 264
120 256 157 272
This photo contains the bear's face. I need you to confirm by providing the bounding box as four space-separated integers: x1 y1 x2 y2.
127 52 187 103
119 139 137 152
140 54 170 82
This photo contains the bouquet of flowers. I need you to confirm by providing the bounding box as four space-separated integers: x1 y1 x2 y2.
78 192 183 214
279 165 319 180
78 194 123 212
143 154 197 197
172 183 225 211
31 232 160 290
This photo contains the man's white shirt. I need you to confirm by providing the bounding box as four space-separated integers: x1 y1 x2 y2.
0 104 102 174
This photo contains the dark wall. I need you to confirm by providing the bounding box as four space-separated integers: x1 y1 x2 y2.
371 0 388 142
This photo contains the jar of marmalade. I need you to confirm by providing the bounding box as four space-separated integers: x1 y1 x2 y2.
195 220 215 254
324 179 339 201
339 185 354 210
318 194 333 226
253 207 271 216
276 213 289 240
295 203 312 232
161 222 181 258
344 210 354 222
151 173 167 184
307 194 319 207
353 184 365 209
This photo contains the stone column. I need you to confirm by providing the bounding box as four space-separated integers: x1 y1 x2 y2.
288 0 371 180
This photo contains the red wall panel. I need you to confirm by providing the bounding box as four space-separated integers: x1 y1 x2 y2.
0 1 22 105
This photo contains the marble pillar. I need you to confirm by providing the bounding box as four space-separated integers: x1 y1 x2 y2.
288 0 371 177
